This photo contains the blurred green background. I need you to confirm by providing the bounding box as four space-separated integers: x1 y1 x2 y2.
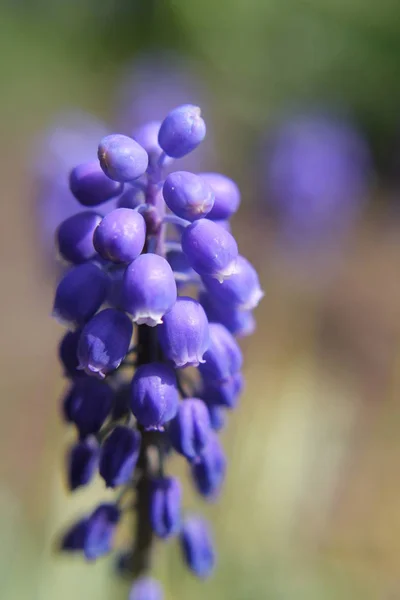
2 1 400 598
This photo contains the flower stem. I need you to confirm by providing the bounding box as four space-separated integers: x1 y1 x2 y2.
129 323 158 576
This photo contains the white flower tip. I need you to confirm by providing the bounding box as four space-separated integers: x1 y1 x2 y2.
213 260 238 283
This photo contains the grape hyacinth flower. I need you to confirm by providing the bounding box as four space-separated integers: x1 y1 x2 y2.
131 363 179 429
180 515 216 578
98 134 149 182
168 398 211 460
150 476 182 539
100 426 141 488
198 172 241 220
261 111 372 264
191 433 227 499
49 103 262 599
70 160 124 206
93 208 146 263
77 308 133 378
163 171 214 221
67 437 99 491
53 262 109 327
122 254 177 326
201 255 263 311
158 297 209 368
181 219 239 282
56 211 102 264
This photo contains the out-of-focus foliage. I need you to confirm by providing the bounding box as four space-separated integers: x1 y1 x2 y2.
174 0 400 136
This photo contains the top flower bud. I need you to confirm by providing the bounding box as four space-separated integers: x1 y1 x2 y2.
98 134 149 182
158 105 206 158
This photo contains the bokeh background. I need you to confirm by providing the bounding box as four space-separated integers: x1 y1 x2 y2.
2 0 400 598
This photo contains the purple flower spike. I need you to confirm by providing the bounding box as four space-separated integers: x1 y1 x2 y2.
60 518 89 552
53 262 109 327
199 323 243 384
98 134 149 182
202 255 263 311
163 171 214 221
129 577 164 600
181 219 238 282
122 254 177 326
150 476 182 539
131 362 179 429
77 308 133 379
180 515 216 578
69 161 123 206
99 426 141 488
158 104 206 158
168 398 211 460
158 297 209 368
84 503 121 560
57 211 101 264
63 378 114 438
93 208 146 264
190 434 226 499
67 436 99 491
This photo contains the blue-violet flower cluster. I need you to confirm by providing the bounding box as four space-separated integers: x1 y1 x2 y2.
52 104 263 599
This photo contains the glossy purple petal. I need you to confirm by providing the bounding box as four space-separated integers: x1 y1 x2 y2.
98 134 148 182
70 161 123 206
122 254 177 326
53 263 109 327
202 255 263 311
93 208 146 263
181 219 238 282
158 104 206 158
131 362 179 429
163 171 214 221
78 308 133 379
158 297 209 368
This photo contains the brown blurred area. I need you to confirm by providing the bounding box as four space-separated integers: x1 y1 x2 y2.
2 3 400 600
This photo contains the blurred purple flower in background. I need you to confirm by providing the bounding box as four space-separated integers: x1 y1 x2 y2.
114 53 209 138
261 111 373 256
